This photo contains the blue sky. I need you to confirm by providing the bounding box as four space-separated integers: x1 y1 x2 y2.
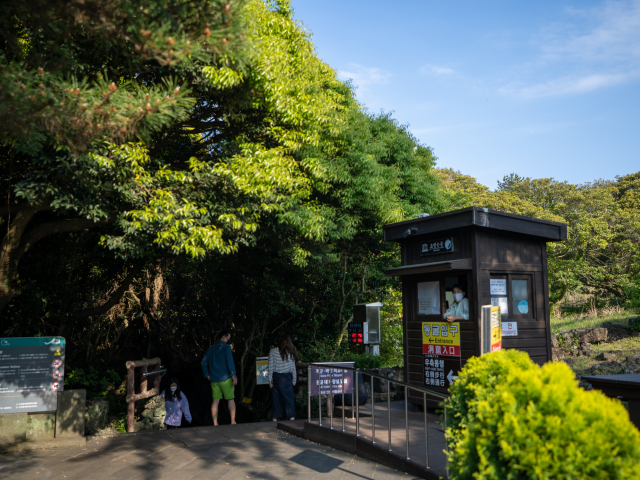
290 0 640 188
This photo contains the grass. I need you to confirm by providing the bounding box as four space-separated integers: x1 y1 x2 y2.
550 311 636 333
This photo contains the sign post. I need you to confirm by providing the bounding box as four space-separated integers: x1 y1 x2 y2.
0 337 66 414
309 362 355 396
255 356 269 385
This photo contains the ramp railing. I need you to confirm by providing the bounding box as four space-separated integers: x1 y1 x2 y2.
303 362 449 473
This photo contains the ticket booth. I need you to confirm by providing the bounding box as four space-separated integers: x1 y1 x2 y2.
382 207 566 406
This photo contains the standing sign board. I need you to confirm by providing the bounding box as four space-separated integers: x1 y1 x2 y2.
256 356 269 385
491 306 502 352
422 322 461 391
0 337 65 414
309 362 354 396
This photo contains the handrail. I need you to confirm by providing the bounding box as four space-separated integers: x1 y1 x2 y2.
301 361 450 473
301 362 449 400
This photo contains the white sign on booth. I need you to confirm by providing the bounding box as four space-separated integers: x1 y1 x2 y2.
501 322 518 337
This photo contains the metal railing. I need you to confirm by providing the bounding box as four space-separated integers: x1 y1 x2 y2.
302 362 449 471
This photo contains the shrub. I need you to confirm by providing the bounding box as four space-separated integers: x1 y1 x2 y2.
446 350 640 479
343 351 382 370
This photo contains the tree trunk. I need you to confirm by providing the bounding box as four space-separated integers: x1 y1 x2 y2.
0 203 117 315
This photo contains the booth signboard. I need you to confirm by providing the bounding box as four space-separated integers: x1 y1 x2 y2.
491 306 502 352
421 322 460 356
423 356 460 389
309 362 354 396
256 356 269 385
420 238 453 256
422 322 461 391
0 337 65 414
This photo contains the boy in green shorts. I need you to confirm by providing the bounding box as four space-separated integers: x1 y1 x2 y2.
201 330 237 425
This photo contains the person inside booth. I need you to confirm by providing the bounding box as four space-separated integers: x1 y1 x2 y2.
444 284 469 322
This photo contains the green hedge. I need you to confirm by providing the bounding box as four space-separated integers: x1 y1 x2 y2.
445 350 640 479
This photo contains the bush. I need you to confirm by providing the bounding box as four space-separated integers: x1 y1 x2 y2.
446 350 640 479
343 352 382 370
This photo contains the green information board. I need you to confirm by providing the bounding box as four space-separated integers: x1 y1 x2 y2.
0 337 66 414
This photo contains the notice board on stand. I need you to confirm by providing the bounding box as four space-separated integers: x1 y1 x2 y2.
0 337 66 413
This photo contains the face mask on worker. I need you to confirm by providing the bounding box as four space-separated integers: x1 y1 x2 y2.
454 293 464 303
170 386 177 393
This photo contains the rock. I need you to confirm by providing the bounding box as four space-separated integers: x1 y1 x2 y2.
141 409 154 419
564 358 579 365
551 347 565 361
601 322 629 341
85 398 109 434
550 332 559 348
595 352 616 361
578 379 593 391
133 421 145 432
626 352 640 363
153 407 165 418
574 328 607 344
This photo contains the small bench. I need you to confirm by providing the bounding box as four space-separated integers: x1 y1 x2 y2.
581 374 640 429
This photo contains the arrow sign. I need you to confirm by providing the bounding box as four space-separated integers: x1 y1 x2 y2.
447 370 458 385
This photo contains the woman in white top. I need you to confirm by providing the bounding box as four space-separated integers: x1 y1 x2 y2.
445 284 469 322
268 335 298 421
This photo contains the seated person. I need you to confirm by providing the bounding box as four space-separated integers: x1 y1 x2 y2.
444 284 469 323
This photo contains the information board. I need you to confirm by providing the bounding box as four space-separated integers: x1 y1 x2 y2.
256 356 269 385
0 337 65 413
309 362 354 396
422 322 461 392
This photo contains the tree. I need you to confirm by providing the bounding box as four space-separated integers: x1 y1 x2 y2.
0 0 248 311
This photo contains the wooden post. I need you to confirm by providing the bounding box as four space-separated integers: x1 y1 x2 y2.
126 363 135 433
140 364 148 394
153 360 161 392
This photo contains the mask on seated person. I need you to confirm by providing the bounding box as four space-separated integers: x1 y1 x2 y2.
454 293 464 303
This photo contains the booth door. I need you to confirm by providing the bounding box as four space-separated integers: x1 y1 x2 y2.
406 273 473 407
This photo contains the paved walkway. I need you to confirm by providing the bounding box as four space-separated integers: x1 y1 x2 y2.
0 422 422 480
310 400 447 477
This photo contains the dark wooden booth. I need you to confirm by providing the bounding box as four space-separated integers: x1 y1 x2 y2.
382 207 566 406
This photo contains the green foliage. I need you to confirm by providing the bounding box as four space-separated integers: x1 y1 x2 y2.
437 168 640 308
65 367 121 392
343 352 383 370
446 350 640 479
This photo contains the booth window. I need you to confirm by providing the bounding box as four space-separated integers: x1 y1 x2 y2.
490 274 533 319
417 281 441 316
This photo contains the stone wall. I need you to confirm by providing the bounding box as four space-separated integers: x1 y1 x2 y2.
364 368 405 403
134 395 166 431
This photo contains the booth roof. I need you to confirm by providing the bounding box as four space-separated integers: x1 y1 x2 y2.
383 206 567 243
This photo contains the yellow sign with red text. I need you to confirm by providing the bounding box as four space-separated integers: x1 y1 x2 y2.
422 322 461 357
491 306 502 352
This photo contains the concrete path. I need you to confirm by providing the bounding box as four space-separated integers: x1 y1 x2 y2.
0 422 422 480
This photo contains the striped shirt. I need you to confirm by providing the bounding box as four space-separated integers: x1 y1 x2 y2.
268 348 297 385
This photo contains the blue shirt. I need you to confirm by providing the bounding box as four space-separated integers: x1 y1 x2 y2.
201 341 237 383
160 391 192 426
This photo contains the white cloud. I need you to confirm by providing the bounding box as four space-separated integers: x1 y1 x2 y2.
500 71 637 99
421 65 455 76
546 0 640 63
502 0 640 98
338 64 391 87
